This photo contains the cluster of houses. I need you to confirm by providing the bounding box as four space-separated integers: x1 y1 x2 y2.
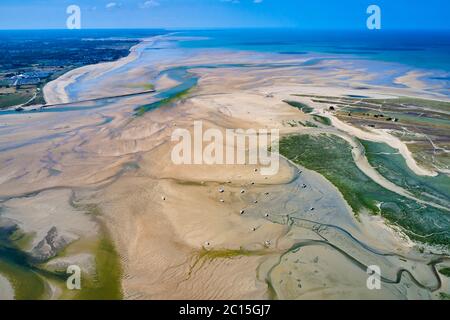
2 71 51 87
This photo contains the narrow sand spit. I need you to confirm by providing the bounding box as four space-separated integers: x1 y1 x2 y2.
394 70 431 91
330 116 438 177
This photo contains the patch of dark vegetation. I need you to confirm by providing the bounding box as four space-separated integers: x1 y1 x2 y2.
283 100 314 114
440 292 450 300
439 267 450 277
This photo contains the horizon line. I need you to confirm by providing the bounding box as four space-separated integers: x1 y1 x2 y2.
1 27 450 32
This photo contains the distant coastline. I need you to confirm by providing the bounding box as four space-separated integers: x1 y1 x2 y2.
43 39 143 105
0 29 167 110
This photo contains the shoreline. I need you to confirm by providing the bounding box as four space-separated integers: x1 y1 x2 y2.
43 35 165 105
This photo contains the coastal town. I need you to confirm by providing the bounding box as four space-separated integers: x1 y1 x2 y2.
0 34 140 109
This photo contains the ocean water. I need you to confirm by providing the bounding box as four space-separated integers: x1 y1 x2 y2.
0 29 167 41
2 28 449 81
1 28 449 107
177 29 450 74
2 28 448 72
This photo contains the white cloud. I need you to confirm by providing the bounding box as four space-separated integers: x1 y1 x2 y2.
140 0 160 9
106 2 118 9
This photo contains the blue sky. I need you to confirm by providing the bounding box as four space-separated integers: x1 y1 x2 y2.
0 0 449 30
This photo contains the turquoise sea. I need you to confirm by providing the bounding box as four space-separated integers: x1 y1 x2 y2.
176 29 450 94
2 28 449 72
178 29 450 72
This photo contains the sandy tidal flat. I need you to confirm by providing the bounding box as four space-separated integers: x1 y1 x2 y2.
0 35 449 300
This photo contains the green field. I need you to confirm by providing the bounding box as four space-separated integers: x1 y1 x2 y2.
127 82 155 91
0 92 34 109
73 234 122 300
0 216 122 300
135 87 192 116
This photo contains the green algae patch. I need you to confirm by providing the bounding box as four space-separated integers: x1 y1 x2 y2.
0 203 123 300
73 233 122 300
135 87 192 116
304 121 318 128
0 248 48 300
0 227 122 300
198 248 268 261
0 228 48 299
71 205 123 300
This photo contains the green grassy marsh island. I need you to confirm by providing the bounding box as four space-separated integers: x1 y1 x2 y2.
279 134 450 247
